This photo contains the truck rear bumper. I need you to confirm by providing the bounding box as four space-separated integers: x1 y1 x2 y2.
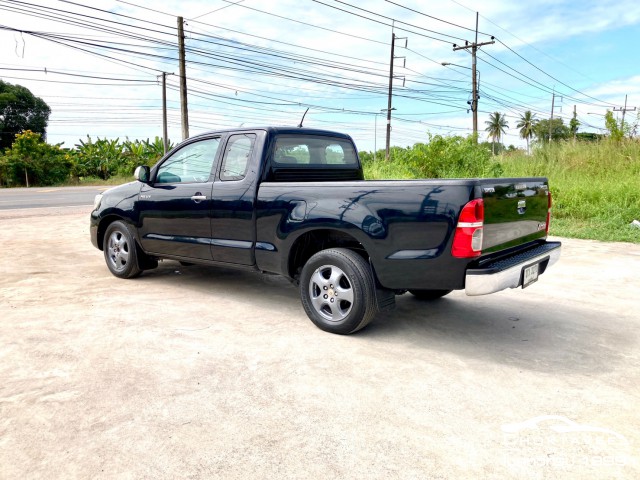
465 241 561 296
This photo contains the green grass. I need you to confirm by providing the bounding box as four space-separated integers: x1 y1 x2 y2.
363 139 640 244
499 141 640 243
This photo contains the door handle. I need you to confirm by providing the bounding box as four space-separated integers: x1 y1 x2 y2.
191 193 207 203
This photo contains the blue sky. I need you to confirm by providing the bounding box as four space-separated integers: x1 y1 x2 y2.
1 0 639 152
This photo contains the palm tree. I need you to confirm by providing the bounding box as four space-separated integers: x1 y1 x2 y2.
516 111 537 154
484 112 509 155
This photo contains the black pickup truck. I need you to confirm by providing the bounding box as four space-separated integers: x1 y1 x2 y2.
90 127 561 334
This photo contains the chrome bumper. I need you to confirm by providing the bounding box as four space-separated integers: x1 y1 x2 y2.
465 242 561 296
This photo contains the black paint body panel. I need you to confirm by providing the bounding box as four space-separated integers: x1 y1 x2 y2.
90 127 552 291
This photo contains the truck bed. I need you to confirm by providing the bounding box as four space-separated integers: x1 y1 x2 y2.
256 177 551 291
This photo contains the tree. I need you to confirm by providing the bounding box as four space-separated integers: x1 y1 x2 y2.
0 130 69 187
0 80 51 150
484 112 509 155
569 110 580 141
533 118 570 143
603 110 635 142
516 111 537 154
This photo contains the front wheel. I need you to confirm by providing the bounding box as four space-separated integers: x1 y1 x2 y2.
103 221 142 279
299 248 377 334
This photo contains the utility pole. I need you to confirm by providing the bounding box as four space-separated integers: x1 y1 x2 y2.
374 113 377 162
573 104 577 142
385 32 395 162
453 12 494 143
161 72 169 155
549 89 562 142
177 16 189 140
385 30 407 161
549 91 555 142
613 94 636 132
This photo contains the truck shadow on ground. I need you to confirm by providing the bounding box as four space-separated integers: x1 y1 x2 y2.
137 261 633 376
363 293 632 376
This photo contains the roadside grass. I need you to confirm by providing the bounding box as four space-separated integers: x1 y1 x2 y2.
500 141 640 243
364 139 640 244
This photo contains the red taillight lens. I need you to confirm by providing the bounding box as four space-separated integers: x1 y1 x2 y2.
546 191 552 235
452 199 484 258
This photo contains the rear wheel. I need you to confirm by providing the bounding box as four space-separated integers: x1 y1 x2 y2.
300 248 377 334
104 221 142 279
408 289 452 300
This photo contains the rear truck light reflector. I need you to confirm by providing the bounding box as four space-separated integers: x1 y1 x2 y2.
452 198 484 258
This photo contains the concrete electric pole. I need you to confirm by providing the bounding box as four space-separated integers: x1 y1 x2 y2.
385 32 396 162
159 72 173 155
613 95 637 133
385 30 407 161
549 89 562 142
177 16 189 140
452 12 494 142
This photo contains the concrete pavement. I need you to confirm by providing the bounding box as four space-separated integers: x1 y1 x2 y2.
0 208 638 479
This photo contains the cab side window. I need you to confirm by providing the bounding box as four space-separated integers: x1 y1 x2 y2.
156 138 220 184
220 134 256 181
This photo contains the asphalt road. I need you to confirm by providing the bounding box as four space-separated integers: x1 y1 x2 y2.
0 185 109 210
1 207 638 479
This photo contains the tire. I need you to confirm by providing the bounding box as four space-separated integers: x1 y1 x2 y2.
103 221 142 279
299 248 377 334
408 289 452 300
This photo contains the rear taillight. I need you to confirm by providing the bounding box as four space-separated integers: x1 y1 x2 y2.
546 191 552 235
452 199 484 258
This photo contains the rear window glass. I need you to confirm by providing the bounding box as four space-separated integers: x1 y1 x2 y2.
273 135 358 166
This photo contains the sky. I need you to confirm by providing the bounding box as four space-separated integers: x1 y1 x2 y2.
1 0 639 152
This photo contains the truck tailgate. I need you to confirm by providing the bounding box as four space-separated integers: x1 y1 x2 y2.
480 178 550 254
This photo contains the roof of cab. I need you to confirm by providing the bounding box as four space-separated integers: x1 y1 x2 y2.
189 126 353 141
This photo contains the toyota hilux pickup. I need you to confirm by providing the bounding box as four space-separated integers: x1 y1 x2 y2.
90 127 561 334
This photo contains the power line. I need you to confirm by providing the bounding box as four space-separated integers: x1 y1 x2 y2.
188 0 389 46
447 0 597 84
116 0 392 67
191 0 246 20
0 74 155 86
384 0 491 36
312 0 462 44
320 0 468 42
0 67 155 82
113 0 174 18
477 49 614 108
1 1 473 106
494 38 616 107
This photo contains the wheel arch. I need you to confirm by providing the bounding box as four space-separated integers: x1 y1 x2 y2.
96 214 138 251
287 228 372 281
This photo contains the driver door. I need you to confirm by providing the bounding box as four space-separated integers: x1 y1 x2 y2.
137 136 221 260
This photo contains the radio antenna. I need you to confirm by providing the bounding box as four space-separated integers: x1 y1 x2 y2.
298 108 309 128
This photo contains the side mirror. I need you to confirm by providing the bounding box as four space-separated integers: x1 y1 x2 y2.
134 165 150 183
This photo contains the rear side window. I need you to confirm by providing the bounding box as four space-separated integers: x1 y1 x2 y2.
220 134 256 181
273 135 358 166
